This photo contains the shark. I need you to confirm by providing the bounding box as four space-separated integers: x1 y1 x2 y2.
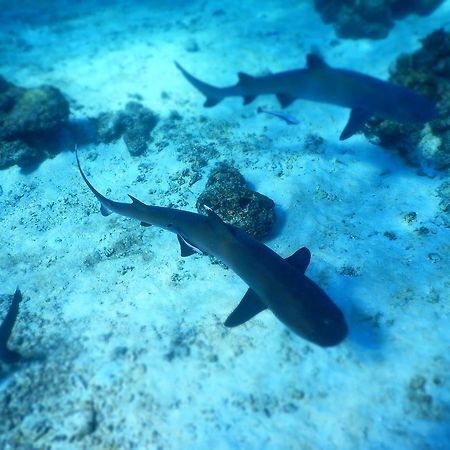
76 150 348 347
0 288 22 364
175 53 438 140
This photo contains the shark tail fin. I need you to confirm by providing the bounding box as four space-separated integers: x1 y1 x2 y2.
175 61 224 108
0 288 22 353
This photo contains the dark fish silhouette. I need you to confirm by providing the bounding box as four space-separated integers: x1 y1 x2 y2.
176 53 437 140
77 150 347 347
0 288 22 364
257 106 300 125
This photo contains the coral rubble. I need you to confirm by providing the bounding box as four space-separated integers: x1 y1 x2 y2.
364 29 450 171
314 0 443 40
0 76 69 169
197 162 276 240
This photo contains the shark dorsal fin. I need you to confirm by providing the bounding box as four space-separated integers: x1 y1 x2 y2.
128 194 147 207
237 72 255 87
286 247 311 273
306 53 328 70
204 206 235 238
224 288 267 327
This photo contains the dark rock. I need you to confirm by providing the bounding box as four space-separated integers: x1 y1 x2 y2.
383 231 397 240
92 111 125 144
197 162 276 240
337 265 361 277
436 181 450 227
123 126 148 156
0 76 70 170
407 374 440 419
314 0 443 40
184 38 200 53
403 212 417 223
364 29 450 170
0 76 22 113
92 101 159 156
0 140 39 170
437 181 450 213
0 85 69 140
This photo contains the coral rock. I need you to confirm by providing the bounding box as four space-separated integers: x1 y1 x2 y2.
197 162 276 240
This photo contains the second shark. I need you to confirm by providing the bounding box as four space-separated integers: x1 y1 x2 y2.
176 53 437 140
76 150 348 347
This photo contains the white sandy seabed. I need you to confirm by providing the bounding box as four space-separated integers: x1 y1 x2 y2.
0 1 449 449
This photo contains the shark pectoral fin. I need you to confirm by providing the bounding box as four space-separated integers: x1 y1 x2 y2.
0 348 21 364
276 94 296 108
177 234 200 257
237 73 257 105
340 108 370 140
224 288 268 327
100 204 112 216
243 96 256 105
204 98 222 107
286 247 311 273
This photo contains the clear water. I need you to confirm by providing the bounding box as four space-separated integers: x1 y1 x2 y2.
0 1 449 449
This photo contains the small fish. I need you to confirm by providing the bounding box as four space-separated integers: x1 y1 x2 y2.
0 288 22 364
175 53 437 140
257 106 300 125
77 149 348 347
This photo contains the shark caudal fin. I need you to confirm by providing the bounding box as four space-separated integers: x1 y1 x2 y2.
175 61 224 107
0 288 22 364
75 147 114 216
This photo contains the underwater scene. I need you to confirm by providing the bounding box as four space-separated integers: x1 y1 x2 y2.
1 0 450 449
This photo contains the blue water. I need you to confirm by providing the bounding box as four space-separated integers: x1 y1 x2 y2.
0 1 449 449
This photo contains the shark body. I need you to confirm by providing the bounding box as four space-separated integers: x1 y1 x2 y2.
176 54 437 140
77 151 347 347
0 288 22 364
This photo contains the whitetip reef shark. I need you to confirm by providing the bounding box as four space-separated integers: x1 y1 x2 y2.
76 150 348 347
0 288 22 364
175 53 437 140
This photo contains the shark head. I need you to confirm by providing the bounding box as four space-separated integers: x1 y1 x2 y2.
392 87 438 123
288 295 348 347
270 271 348 347
300 307 348 347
